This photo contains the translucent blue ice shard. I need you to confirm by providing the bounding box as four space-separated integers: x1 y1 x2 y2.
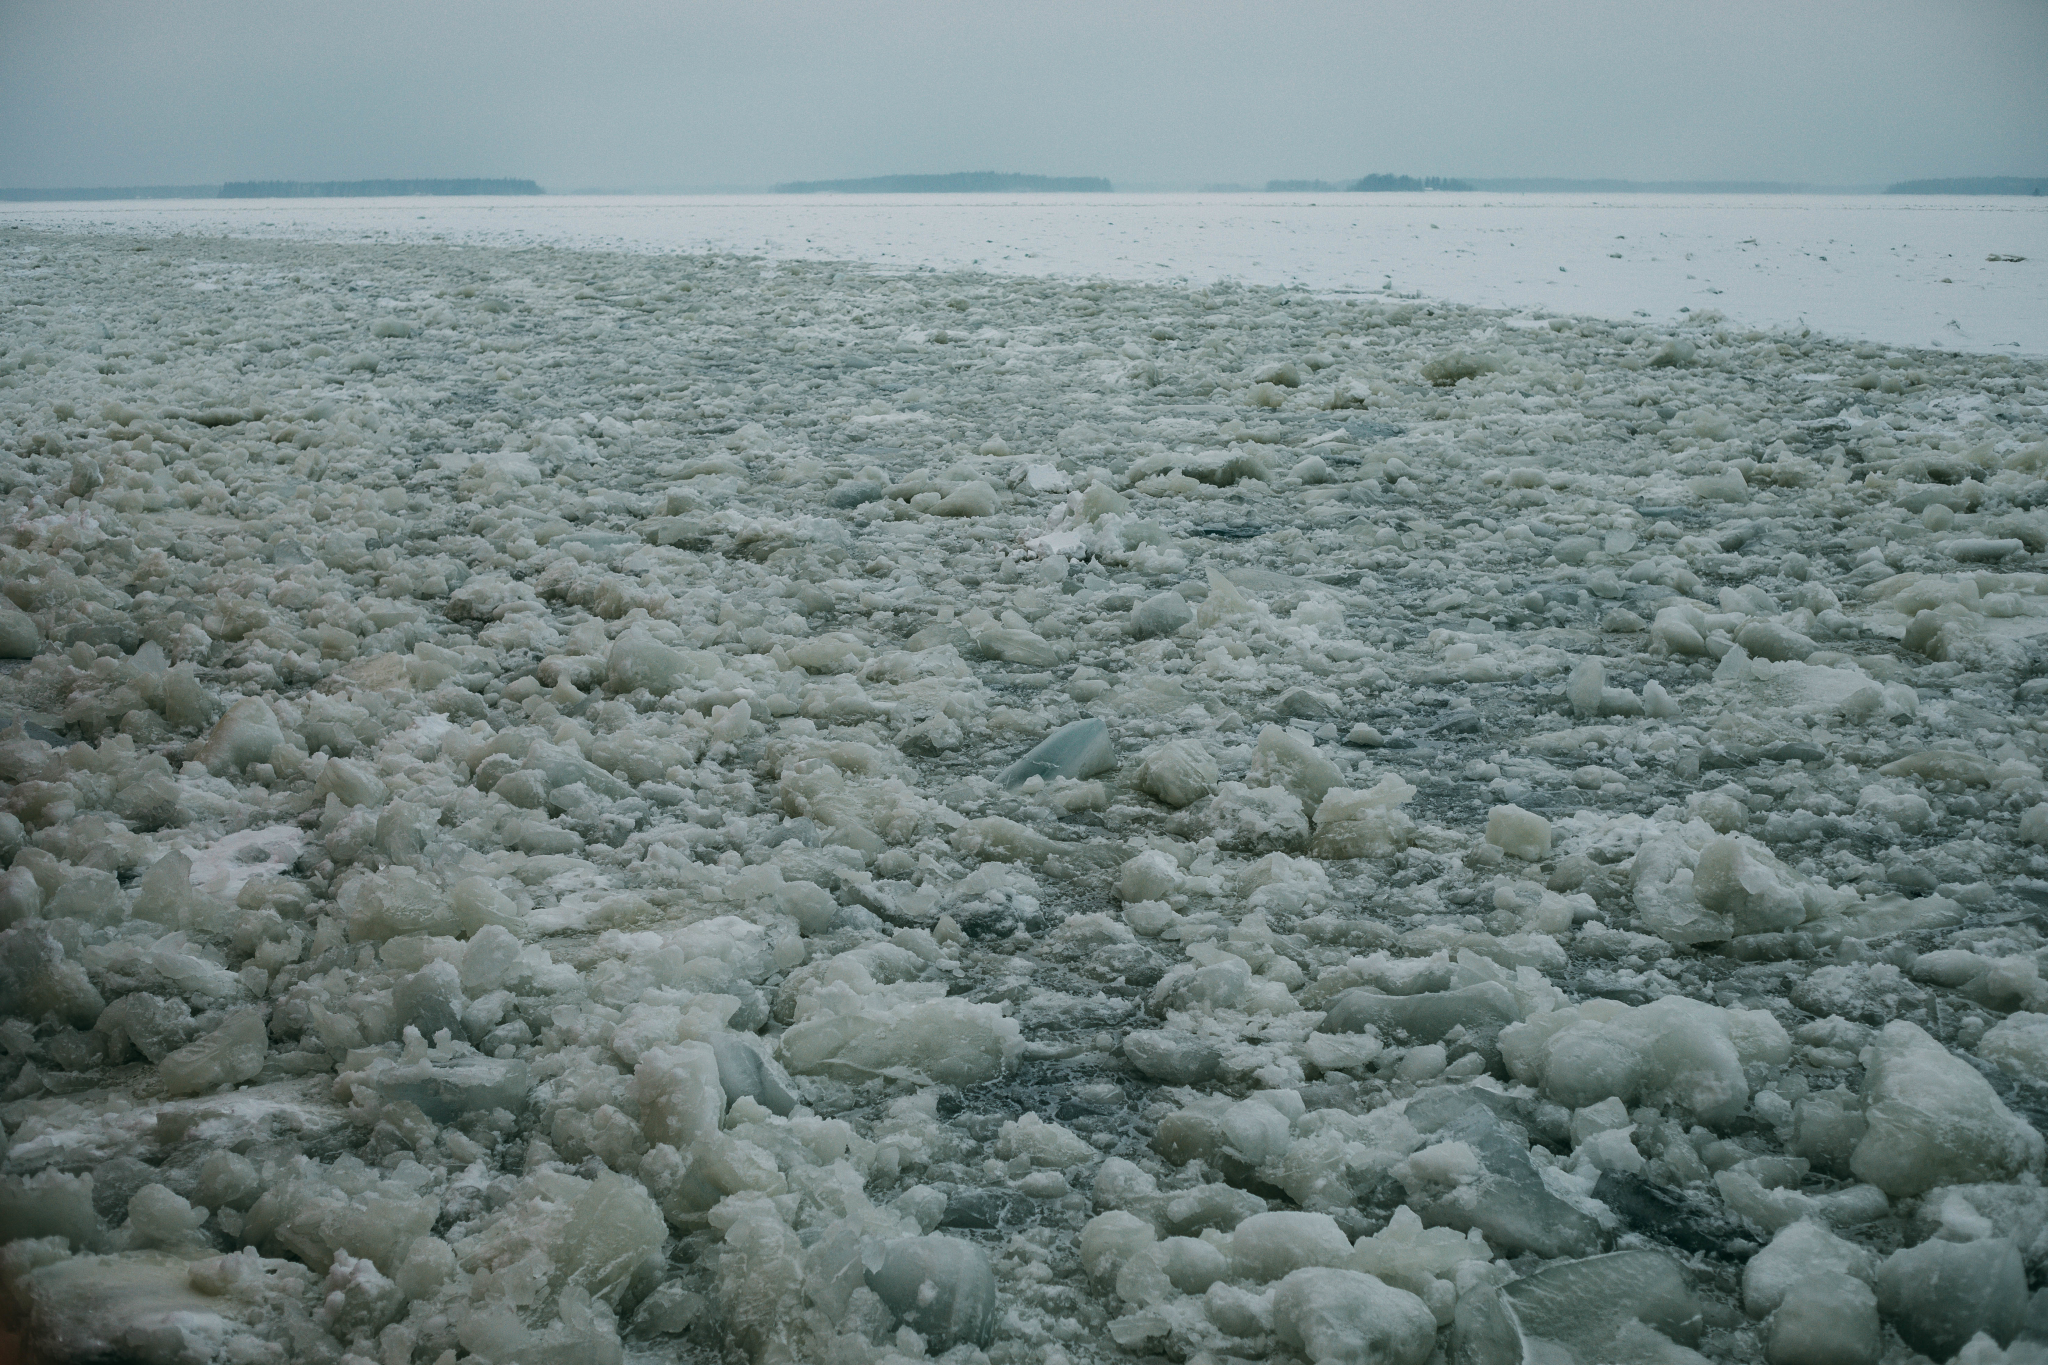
998 717 1114 789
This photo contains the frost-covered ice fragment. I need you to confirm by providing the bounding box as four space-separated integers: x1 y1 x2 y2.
1135 739 1217 808
1852 1021 2044 1195
198 697 282 775
1398 1090 1601 1259
0 863 38 929
121 1184 209 1250
451 875 524 936
605 628 690 695
321 1248 405 1339
1692 835 1809 937
1248 724 1344 807
0 1170 100 1249
194 1152 260 1214
1319 983 1517 1063
864 1235 999 1349
1502 995 1788 1126
1454 1250 1703 1365
1946 537 2025 562
781 994 1020 1085
999 716 1114 788
1876 1236 2028 1361
1743 1220 1877 1317
636 1041 724 1150
1230 1211 1352 1281
1980 1013 2048 1082
314 756 388 808
1311 776 1417 858
392 959 465 1040
1736 619 1818 663
1081 1211 1156 1279
708 1031 798 1116
1347 1205 1492 1308
0 608 40 658
1767 1273 1881 1365
1485 804 1551 860
977 622 1064 665
364 1230 454 1316
1272 1266 1437 1365
1207 782 1311 852
158 1010 267 1096
1566 658 1605 717
933 480 998 516
354 1038 533 1122
7 1250 256 1365
1122 1029 1222 1084
1130 591 1194 638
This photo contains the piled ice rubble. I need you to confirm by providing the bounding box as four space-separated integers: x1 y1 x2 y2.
1 226 2047 1365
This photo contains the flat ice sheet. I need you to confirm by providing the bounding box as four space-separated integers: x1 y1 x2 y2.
7 192 2044 356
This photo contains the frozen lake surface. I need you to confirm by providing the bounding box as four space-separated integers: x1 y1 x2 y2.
2 211 2047 1364
7 191 2045 356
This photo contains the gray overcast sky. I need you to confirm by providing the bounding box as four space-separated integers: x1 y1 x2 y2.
3 0 2045 189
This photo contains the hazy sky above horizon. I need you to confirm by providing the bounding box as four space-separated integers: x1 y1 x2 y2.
4 0 2045 190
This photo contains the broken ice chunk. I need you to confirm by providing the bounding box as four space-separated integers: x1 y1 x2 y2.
932 480 998 517
1769 1272 1880 1365
1736 619 1817 663
1401 1091 1602 1260
1980 1012 2048 1083
1454 1250 1703 1365
10 1251 255 1363
159 1011 267 1097
0 607 39 658
0 1170 100 1249
1692 836 1809 937
121 1184 210 1251
977 623 1064 666
1272 1267 1436 1365
1130 591 1194 639
1743 1220 1876 1318
606 628 692 695
1206 782 1311 852
999 717 1114 789
1851 1021 2044 1195
1875 1236 2027 1361
392 961 466 1040
96 992 196 1064
198 698 283 775
313 757 387 808
1122 1029 1222 1085
1319 983 1517 1067
1311 776 1417 859
780 995 1020 1085
357 1040 533 1122
1230 1211 1352 1281
1485 804 1551 861
1081 1211 1156 1279
1135 739 1218 808
709 1032 798 1116
865 1235 999 1349
1248 725 1343 808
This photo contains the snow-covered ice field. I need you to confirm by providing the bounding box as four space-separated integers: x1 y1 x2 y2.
6 192 2045 356
2 211 2048 1365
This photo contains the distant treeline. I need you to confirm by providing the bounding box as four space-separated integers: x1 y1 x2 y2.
1264 175 1473 192
1256 177 1922 194
1465 178 1874 194
217 179 543 198
1886 177 2047 196
0 185 221 201
773 172 1112 194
